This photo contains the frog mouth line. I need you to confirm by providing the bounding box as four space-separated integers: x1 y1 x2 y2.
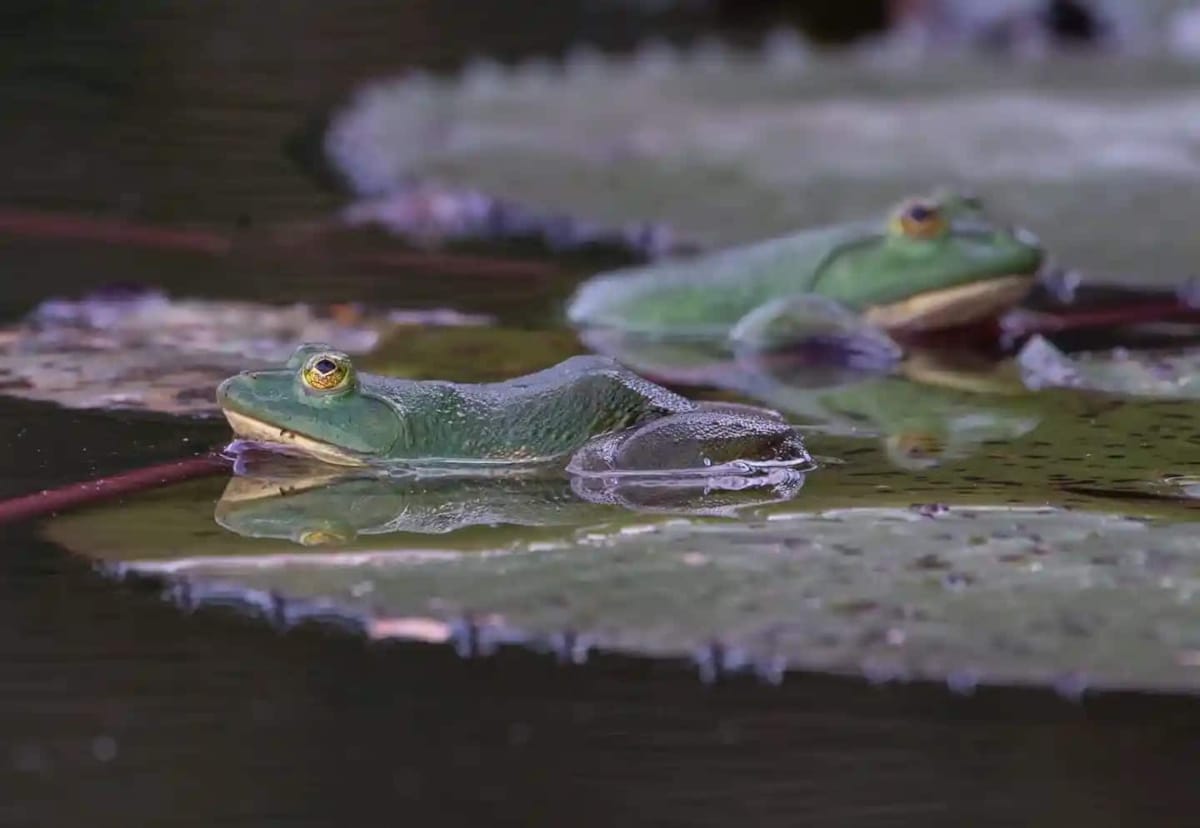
862 273 1035 333
221 408 368 467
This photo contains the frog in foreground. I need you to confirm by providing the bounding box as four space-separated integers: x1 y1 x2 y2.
217 344 810 472
566 192 1044 356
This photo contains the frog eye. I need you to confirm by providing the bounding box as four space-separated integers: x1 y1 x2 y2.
301 352 352 392
891 200 948 240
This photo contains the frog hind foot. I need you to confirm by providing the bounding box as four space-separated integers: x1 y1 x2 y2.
728 295 903 369
566 408 811 478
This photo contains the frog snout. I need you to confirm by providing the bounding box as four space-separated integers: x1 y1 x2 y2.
216 371 256 403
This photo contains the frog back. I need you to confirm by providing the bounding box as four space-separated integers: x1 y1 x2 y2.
566 221 878 336
374 356 695 462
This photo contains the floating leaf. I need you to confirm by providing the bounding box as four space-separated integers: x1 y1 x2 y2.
88 500 1200 693
0 288 503 415
325 53 1200 282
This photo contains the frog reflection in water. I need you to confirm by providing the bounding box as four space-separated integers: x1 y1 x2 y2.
217 345 811 474
574 330 1043 471
214 461 807 546
567 191 1044 356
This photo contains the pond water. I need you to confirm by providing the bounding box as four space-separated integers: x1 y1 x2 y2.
5 2 1200 826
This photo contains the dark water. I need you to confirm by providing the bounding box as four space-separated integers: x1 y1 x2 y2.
4 3 1200 826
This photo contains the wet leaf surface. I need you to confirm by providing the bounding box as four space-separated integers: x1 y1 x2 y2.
58 495 1200 693
40 383 1200 693
0 289 524 414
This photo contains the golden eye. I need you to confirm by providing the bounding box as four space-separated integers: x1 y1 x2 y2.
891 200 948 240
301 353 351 392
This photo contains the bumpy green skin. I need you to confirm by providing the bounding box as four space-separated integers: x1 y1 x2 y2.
218 346 809 468
566 193 1043 337
219 350 696 462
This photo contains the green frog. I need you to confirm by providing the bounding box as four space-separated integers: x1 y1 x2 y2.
566 192 1044 354
217 344 811 471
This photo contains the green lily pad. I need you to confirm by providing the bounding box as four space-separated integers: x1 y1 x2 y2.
75 496 1200 693
325 52 1200 283
577 333 1045 468
37 361 1200 693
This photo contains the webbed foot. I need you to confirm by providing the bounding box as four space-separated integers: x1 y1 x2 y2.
566 407 811 478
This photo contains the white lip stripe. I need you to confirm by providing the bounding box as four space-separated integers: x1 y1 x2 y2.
221 409 367 467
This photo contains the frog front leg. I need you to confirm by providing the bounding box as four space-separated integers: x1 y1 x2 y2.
727 295 904 368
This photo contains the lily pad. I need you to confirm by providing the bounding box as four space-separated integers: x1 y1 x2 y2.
324 51 1200 282
578 333 1044 468
0 288 553 415
67 495 1200 693
37 357 1200 693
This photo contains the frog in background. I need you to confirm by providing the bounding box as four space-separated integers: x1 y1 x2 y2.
567 191 1044 360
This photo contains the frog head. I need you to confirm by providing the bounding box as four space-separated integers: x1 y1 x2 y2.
815 192 1043 332
216 344 403 466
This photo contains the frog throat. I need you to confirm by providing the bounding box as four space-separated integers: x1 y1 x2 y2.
861 273 1034 333
222 409 368 467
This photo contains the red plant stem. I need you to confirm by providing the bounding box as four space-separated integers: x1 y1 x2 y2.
0 454 230 526
0 208 233 255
